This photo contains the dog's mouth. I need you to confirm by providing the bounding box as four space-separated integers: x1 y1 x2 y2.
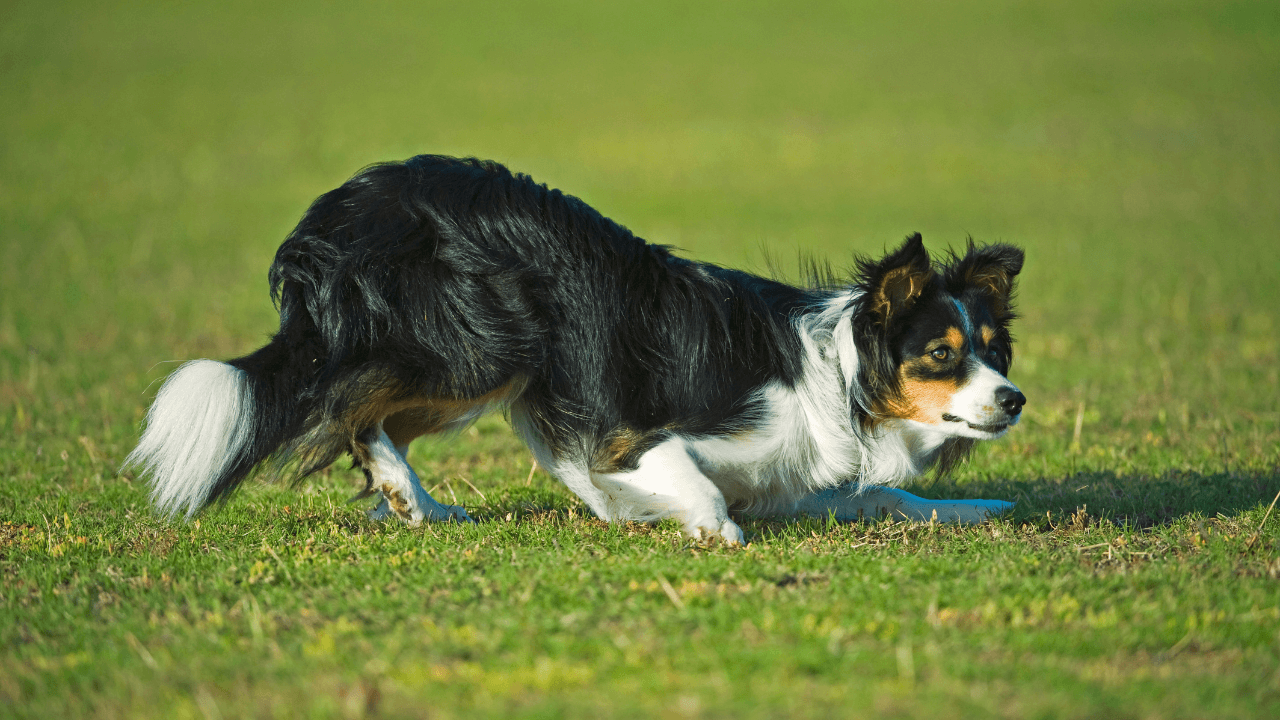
942 413 1010 434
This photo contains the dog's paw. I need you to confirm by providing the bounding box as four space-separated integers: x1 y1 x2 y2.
717 519 746 545
684 518 745 546
423 503 475 524
367 495 473 525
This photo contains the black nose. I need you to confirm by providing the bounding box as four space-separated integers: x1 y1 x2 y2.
996 386 1026 416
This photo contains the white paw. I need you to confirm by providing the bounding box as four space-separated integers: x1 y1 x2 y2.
684 518 745 546
422 503 475 524
367 494 474 525
718 518 745 545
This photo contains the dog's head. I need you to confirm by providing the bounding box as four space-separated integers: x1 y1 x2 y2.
849 233 1026 440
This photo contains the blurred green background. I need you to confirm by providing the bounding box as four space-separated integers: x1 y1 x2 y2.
3 0 1277 478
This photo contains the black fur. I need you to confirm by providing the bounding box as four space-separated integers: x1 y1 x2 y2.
189 155 1020 509
848 232 936 418
847 233 1023 420
204 156 817 505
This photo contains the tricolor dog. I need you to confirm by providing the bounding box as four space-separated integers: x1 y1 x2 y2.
126 155 1026 543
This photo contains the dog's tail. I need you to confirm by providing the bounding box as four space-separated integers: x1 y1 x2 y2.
123 359 261 517
123 304 327 518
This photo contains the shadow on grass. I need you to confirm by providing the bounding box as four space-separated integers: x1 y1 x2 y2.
434 470 1280 532
917 469 1280 528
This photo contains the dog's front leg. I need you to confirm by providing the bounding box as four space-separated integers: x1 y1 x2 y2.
592 438 745 545
790 484 1012 524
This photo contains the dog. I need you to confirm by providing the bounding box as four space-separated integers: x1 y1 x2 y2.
125 155 1026 544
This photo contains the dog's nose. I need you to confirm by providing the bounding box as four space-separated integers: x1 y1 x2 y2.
996 386 1026 416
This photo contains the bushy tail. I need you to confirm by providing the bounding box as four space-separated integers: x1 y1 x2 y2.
124 360 258 517
124 328 321 518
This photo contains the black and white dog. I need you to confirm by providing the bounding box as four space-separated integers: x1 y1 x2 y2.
126 155 1025 543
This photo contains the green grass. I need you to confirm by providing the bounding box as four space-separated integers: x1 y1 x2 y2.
2 0 1278 717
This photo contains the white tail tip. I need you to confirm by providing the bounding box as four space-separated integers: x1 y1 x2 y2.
123 360 254 518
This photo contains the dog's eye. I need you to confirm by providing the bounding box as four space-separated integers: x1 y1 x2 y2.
930 347 950 361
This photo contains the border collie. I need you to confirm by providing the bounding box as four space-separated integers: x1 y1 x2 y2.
125 155 1026 544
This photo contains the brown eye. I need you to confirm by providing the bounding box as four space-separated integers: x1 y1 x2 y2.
930 347 950 361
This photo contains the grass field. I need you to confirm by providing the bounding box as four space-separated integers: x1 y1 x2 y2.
3 0 1279 717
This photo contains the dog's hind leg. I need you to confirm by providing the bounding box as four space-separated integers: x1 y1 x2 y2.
592 437 745 545
788 484 1012 524
357 424 472 524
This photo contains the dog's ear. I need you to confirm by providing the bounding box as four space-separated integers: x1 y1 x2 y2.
856 232 934 326
946 239 1024 319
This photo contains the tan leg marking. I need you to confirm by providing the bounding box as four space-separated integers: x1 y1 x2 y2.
592 426 675 473
349 376 528 449
380 483 415 521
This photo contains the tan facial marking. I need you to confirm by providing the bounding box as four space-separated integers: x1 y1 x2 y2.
980 325 996 346
943 327 965 352
898 375 960 424
874 361 960 425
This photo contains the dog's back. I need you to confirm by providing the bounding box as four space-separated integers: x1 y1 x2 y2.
127 155 814 520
